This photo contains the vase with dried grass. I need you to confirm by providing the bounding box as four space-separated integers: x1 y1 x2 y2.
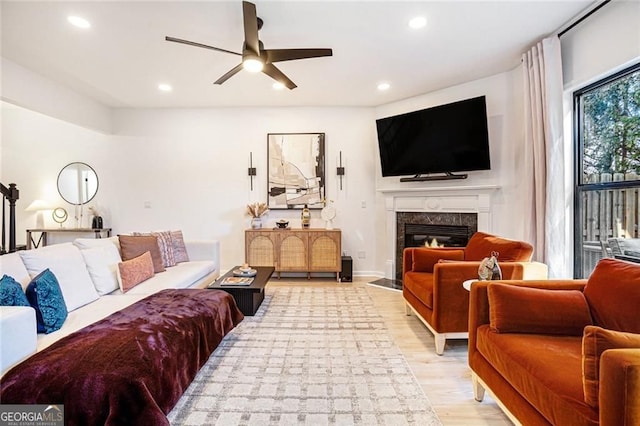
246 202 269 229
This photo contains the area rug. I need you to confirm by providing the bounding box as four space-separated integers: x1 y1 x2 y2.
168 286 441 425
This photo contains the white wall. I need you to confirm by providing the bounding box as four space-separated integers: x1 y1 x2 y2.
0 58 113 134
1 102 380 275
1 68 527 277
561 0 640 91
372 69 526 270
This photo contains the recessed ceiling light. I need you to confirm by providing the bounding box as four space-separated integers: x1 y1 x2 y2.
408 16 427 29
377 82 391 91
67 16 91 29
158 84 172 92
272 82 285 90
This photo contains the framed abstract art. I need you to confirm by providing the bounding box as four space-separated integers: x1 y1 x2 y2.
267 133 326 209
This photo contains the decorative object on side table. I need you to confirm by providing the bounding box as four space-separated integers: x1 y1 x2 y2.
52 207 68 227
275 220 289 229
233 262 257 277
89 206 103 230
320 199 336 230
246 202 269 229
478 251 502 280
301 204 310 228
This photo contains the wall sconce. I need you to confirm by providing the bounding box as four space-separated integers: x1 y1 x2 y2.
336 151 345 190
248 152 257 191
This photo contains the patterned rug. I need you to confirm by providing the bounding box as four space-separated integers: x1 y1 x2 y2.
168 286 441 425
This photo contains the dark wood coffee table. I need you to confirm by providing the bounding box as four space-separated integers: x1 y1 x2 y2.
208 266 274 316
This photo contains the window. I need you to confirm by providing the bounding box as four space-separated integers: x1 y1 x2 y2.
574 63 640 277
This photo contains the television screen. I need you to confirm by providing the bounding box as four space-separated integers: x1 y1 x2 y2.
376 96 491 178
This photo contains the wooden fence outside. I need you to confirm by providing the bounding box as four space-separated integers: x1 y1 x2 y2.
581 172 640 275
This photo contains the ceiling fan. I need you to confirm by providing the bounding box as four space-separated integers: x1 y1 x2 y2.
165 1 333 90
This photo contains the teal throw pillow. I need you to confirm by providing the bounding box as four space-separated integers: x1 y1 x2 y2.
25 269 68 334
0 274 30 306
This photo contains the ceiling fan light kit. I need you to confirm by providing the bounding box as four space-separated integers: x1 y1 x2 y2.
243 57 264 73
166 1 332 90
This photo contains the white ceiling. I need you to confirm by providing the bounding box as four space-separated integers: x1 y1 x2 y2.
1 1 593 109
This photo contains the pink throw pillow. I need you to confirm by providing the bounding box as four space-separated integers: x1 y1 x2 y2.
117 251 155 292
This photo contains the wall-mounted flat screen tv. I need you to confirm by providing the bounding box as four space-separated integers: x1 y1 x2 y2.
376 95 491 180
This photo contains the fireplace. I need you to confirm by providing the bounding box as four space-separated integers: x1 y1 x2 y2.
396 212 477 280
379 185 498 283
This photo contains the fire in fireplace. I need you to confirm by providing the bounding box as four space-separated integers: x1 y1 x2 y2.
396 212 477 281
404 224 471 248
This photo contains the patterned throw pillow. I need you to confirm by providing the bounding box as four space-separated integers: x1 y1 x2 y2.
25 269 68 334
133 231 176 267
0 274 30 307
117 251 155 293
171 230 190 263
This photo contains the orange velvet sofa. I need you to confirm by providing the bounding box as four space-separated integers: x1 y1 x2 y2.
403 231 547 354
468 258 640 426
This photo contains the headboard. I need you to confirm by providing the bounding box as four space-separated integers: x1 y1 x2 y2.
1 182 19 254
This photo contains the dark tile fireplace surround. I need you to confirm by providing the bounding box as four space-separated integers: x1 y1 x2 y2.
395 212 478 281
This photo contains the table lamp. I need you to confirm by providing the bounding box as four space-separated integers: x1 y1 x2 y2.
25 200 52 229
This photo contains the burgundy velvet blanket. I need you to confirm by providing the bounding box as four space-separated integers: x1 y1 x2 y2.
0 289 243 425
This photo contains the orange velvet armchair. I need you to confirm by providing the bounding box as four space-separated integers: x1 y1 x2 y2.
468 258 640 425
402 231 547 354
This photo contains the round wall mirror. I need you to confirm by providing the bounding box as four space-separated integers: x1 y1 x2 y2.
57 162 99 205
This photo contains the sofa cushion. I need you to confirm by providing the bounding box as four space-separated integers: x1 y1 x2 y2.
0 275 30 307
19 243 99 312
73 236 120 251
0 252 32 289
584 258 640 334
118 235 165 273
464 232 533 262
582 325 640 408
412 248 464 273
488 283 592 335
171 230 190 263
403 271 435 309
476 325 598 425
133 231 176 267
25 269 68 334
80 245 122 295
117 251 155 293
118 260 216 295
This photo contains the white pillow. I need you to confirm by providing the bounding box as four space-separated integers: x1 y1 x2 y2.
73 236 120 252
0 252 31 289
19 243 99 312
80 245 122 295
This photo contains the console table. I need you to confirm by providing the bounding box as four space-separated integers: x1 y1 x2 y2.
26 228 112 249
245 228 341 280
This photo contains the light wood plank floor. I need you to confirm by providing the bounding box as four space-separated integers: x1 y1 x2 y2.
266 277 513 426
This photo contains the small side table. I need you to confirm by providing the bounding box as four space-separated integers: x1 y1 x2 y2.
463 279 480 291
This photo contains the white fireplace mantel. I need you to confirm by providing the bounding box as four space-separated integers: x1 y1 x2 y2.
378 185 500 279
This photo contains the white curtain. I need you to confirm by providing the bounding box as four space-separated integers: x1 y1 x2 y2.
522 36 568 278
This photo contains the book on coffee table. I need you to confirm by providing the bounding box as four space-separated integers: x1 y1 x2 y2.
218 276 254 286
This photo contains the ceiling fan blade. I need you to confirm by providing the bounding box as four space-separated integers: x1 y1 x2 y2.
242 1 260 55
264 48 333 63
214 63 244 85
165 36 241 56
262 63 297 90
